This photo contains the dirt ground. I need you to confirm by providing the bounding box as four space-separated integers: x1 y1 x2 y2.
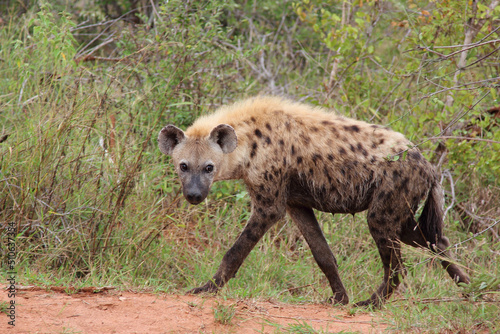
2 286 387 334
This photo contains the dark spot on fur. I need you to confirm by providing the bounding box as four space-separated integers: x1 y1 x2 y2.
255 129 263 138
371 142 377 149
327 154 334 161
243 230 259 243
246 162 250 168
353 161 359 166
250 142 258 158
265 136 271 145
312 154 322 164
370 156 376 164
283 157 287 166
256 194 262 202
324 167 332 183
266 123 272 131
257 207 267 218
322 120 333 126
275 190 279 198
349 144 356 153
340 168 346 176
339 147 347 155
269 213 276 220
344 125 360 132
357 143 368 156
400 177 409 192
392 170 400 180
291 145 296 155
309 168 314 176
410 151 422 161
377 191 386 201
369 212 376 219
279 139 285 146
370 226 382 236
302 135 311 145
297 156 303 164
311 126 319 132
285 122 291 130
379 138 385 145
250 117 256 123
378 238 388 247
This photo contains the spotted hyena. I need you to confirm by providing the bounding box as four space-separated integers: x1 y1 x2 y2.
158 96 469 306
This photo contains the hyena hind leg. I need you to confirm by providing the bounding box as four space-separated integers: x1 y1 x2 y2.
401 226 470 285
437 236 470 285
355 222 406 307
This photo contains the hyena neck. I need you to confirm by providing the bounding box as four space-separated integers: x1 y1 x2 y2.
215 144 248 181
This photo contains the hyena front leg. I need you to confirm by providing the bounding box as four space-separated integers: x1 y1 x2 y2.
287 205 349 305
189 205 285 294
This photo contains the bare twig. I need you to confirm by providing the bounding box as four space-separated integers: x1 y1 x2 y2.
423 38 500 58
444 0 500 109
75 36 116 63
442 170 456 219
427 136 500 145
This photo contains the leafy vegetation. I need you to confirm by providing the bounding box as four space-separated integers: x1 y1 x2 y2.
1 0 499 332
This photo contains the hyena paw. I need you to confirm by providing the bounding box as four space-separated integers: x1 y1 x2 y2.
188 281 218 295
353 296 382 308
327 292 349 305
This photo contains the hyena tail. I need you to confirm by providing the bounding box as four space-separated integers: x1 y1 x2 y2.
418 181 471 285
418 181 444 249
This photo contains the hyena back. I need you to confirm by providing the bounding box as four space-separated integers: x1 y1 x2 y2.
158 96 469 306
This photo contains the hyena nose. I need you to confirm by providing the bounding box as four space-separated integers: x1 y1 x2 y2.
185 192 203 205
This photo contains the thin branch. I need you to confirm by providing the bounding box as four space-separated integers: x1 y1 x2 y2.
442 170 456 219
75 35 116 61
418 77 499 100
431 38 500 51
428 136 500 145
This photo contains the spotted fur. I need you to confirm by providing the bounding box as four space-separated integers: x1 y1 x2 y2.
158 96 469 306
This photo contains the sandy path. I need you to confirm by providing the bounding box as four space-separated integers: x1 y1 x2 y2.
2 287 387 333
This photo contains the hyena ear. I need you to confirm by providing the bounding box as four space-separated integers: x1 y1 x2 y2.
158 125 185 155
208 124 237 154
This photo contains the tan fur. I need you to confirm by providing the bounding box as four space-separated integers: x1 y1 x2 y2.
187 96 409 180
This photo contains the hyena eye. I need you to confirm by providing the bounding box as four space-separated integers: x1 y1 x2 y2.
179 163 188 172
205 164 214 173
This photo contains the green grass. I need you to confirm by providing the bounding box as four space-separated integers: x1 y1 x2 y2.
213 301 237 325
1 1 499 333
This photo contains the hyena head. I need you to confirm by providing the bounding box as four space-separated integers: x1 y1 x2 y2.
158 124 237 205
